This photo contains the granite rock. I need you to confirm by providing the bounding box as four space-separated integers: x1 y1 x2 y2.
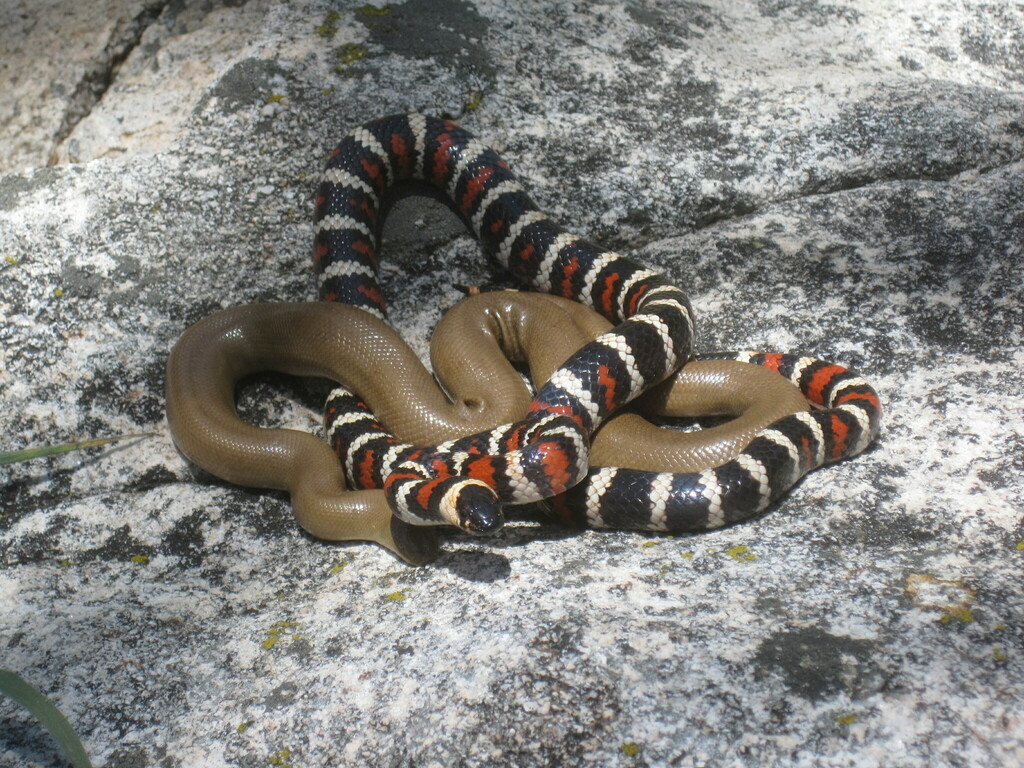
1 1 1022 767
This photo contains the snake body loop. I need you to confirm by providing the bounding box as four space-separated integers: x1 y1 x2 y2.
165 303 441 564
317 114 696 531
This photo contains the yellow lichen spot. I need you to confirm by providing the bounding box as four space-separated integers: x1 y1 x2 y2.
130 554 149 565
356 4 391 16
336 43 368 65
5 255 18 264
904 573 976 623
835 713 858 725
465 92 482 112
726 544 756 562
237 720 253 734
322 88 333 96
680 551 694 560
53 287 63 297
952 606 975 622
316 10 340 37
261 620 301 650
938 606 974 623
269 748 294 767
1016 540 1024 551
658 563 673 574
619 742 641 757
993 647 1006 662
329 560 348 576
384 590 408 602
58 559 75 567
266 94 284 104
995 623 1006 630
642 540 658 548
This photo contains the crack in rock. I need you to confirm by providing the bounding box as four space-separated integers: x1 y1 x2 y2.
47 0 170 166
689 153 1024 236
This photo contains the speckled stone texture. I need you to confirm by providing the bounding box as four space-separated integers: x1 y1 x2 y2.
1 1 1022 767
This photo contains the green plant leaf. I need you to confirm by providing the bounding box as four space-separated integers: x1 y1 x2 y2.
0 433 155 466
0 668 93 767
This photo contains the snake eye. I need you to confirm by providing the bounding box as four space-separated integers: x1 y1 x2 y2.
454 481 504 534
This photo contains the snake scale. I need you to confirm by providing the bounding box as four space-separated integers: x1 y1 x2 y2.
165 113 882 563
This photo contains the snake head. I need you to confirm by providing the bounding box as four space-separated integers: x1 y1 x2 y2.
385 471 504 535
446 479 504 535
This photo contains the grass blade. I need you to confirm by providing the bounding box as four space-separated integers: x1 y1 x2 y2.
0 668 93 768
0 433 156 466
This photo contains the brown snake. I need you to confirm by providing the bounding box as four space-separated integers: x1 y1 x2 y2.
166 292 807 564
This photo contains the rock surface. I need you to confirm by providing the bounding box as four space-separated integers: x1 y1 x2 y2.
1 1 1022 767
